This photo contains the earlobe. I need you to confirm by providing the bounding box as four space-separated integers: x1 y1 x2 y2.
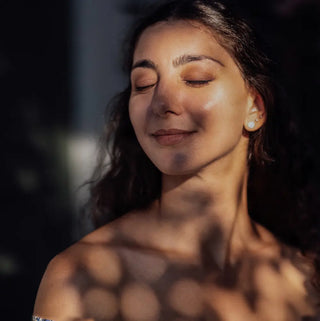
244 91 266 132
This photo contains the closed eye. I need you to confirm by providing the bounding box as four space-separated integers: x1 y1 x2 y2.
185 80 213 87
134 84 156 92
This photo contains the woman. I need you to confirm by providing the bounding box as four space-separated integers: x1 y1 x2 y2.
33 0 320 320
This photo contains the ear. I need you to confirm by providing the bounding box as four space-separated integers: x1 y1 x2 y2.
243 90 266 132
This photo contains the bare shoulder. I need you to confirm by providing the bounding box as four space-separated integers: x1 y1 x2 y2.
33 248 80 320
33 223 126 321
33 208 172 321
251 222 320 307
253 221 314 280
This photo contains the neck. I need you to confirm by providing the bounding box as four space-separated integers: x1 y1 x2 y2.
156 155 260 269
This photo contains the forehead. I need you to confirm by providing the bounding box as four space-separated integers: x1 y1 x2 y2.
133 20 231 64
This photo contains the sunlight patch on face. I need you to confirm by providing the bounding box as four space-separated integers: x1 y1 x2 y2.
202 99 215 111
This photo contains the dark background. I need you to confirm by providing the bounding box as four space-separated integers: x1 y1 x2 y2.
1 0 320 320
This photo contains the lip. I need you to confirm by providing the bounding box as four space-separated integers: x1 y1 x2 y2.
151 128 195 146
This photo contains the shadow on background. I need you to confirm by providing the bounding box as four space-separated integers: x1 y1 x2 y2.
0 0 320 320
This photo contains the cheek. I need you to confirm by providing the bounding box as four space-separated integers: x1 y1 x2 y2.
185 97 234 130
128 96 149 134
191 85 248 127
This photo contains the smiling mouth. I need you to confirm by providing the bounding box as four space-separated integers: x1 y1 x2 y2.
151 129 196 146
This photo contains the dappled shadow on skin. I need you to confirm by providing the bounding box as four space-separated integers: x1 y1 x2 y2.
61 218 320 321
174 153 189 169
64 181 319 321
203 223 320 320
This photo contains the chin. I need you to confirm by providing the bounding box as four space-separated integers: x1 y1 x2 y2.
154 161 203 177
148 152 192 175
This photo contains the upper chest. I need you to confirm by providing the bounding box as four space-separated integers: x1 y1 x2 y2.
76 243 318 321
112 247 318 321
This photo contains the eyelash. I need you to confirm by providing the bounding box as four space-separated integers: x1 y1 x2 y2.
185 80 213 87
135 84 155 92
134 79 213 92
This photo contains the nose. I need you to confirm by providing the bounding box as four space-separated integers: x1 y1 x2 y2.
150 79 183 117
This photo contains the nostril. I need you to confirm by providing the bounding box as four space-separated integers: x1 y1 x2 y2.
151 98 182 117
152 103 180 117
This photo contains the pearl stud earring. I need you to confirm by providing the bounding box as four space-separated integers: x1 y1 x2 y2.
248 121 255 129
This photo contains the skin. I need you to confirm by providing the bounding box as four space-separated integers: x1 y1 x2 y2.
130 21 260 177
33 21 319 321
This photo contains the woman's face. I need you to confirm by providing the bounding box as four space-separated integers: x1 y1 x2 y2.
129 20 262 175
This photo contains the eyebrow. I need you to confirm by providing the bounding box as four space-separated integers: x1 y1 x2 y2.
172 54 224 67
131 59 157 71
131 54 224 71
